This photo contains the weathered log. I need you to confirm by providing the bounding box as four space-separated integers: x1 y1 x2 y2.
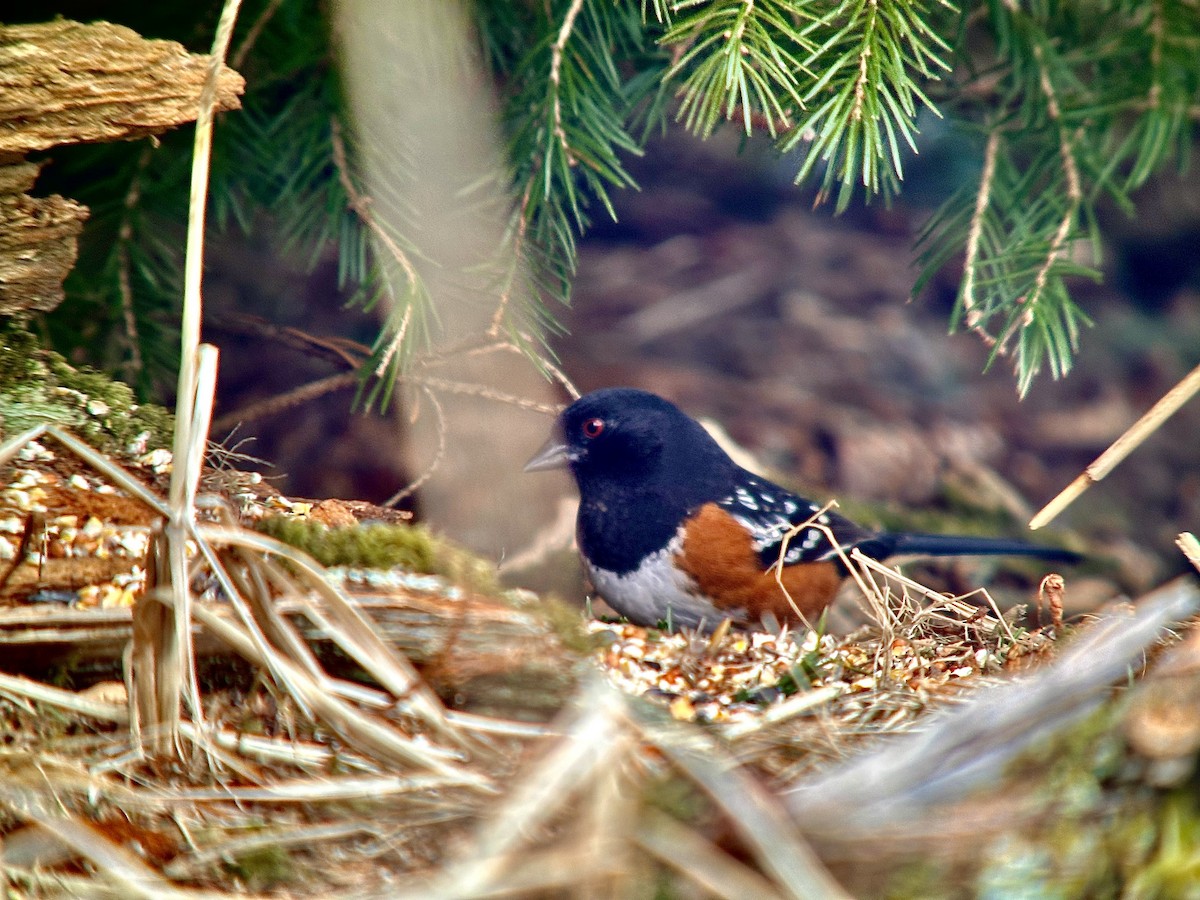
0 589 584 718
0 20 244 156
0 19 245 317
0 161 89 315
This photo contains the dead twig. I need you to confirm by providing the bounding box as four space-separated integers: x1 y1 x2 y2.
1031 360 1200 528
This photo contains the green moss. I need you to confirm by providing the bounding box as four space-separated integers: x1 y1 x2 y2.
511 587 594 654
224 843 296 891
257 516 439 571
0 323 173 451
255 515 502 595
1111 787 1200 899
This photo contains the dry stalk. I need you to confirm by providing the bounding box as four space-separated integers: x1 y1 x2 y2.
1031 360 1200 528
201 526 452 732
1038 573 1066 631
771 501 846 627
632 699 851 900
399 679 633 898
150 0 243 757
0 423 496 794
1179 532 1200 574
634 809 789 900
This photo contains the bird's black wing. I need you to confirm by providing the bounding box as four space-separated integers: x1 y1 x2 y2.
715 473 877 569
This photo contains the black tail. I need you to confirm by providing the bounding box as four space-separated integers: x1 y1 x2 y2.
881 532 1081 564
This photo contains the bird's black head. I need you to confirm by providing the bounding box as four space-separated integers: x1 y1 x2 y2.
525 387 737 500
526 388 741 573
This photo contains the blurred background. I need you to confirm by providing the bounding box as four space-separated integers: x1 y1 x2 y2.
15 0 1200 612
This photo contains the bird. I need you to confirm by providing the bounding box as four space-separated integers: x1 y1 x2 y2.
525 387 1080 633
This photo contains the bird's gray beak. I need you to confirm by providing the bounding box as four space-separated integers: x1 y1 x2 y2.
524 432 574 472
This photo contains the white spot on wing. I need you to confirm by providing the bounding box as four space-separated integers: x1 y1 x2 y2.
734 487 759 511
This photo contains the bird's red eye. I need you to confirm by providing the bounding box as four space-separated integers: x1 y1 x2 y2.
581 417 605 439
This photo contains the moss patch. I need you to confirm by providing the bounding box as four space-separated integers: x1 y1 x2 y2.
255 516 501 595
0 324 173 452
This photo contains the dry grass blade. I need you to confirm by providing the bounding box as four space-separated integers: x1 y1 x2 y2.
630 703 851 900
197 525 452 734
0 751 145 821
1030 360 1200 529
41 426 168 515
635 808 789 900
392 845 632 900
0 424 49 468
187 538 326 723
161 773 469 803
787 576 1200 828
1178 532 1200 574
176 723 375 772
0 672 129 725
224 545 327 683
578 717 638 896
396 679 633 898
181 528 467 776
185 596 486 785
162 821 399 883
1 871 142 900
1 804 229 900
723 684 846 741
444 709 556 739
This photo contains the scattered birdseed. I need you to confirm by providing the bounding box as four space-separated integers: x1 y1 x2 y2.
17 442 55 463
138 448 174 474
126 430 152 456
591 590 1030 731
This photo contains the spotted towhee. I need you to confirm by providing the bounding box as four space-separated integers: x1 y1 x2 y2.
526 387 1079 632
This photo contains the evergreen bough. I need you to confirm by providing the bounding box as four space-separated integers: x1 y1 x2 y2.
34 0 1200 399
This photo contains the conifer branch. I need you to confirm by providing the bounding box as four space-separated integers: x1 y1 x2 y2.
1148 0 1163 112
330 120 420 291
961 129 999 346
374 305 413 381
1009 42 1082 354
550 0 586 159
384 386 446 507
488 178 534 338
42 0 1200 403
212 372 359 432
415 376 562 415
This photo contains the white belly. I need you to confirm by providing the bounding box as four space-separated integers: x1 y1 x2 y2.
584 534 742 631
